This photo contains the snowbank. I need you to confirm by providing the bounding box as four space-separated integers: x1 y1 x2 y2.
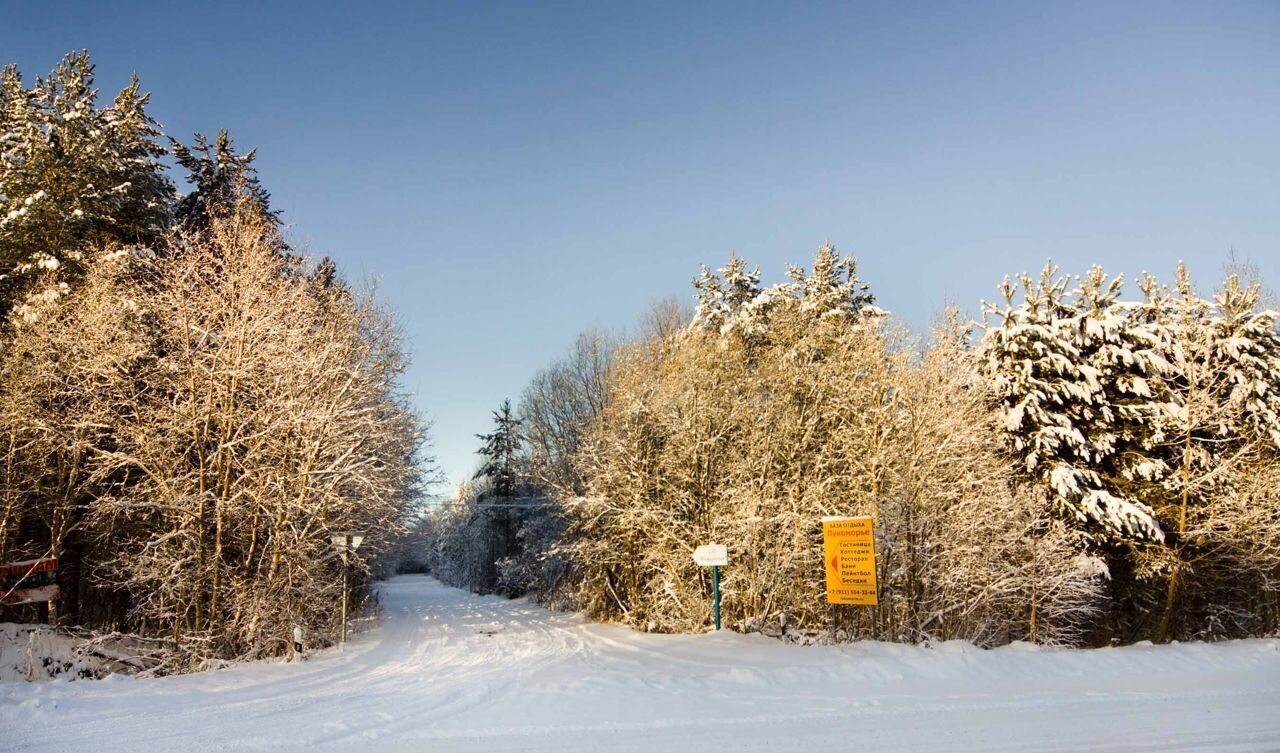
0 624 107 682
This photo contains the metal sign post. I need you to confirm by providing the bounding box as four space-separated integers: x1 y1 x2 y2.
329 531 366 645
712 564 721 631
692 544 728 631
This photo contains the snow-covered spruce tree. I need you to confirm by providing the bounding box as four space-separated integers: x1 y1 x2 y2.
983 262 1280 640
980 264 1166 543
0 52 172 320
429 327 624 606
458 400 534 596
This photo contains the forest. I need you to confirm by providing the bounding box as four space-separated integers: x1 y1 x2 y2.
0 53 426 669
3 52 1278 675
428 248 1280 646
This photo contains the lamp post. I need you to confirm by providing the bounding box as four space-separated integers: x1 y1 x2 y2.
329 531 366 644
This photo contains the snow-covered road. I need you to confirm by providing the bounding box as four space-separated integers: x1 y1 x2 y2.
3 575 1278 752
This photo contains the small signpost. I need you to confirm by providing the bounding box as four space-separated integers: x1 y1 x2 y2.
329 531 366 645
822 517 877 606
0 558 60 607
692 544 728 631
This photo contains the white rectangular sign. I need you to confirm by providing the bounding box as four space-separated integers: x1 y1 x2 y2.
692 544 728 567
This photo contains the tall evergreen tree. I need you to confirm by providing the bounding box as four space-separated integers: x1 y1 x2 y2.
0 51 172 319
692 254 765 336
721 254 761 313
170 129 276 233
474 399 523 498
981 264 1166 542
787 243 876 321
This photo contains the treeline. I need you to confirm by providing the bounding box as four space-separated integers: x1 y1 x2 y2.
427 247 1280 646
0 53 426 665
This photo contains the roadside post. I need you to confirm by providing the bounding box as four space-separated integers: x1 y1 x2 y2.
692 544 728 631
329 531 366 645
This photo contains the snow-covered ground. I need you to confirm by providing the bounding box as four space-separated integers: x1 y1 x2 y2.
2 575 1278 753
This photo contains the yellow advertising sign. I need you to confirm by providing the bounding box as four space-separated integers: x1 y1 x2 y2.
823 516 877 606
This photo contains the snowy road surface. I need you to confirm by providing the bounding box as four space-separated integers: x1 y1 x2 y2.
3 575 1279 753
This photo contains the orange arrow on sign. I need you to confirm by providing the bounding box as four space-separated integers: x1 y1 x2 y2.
829 554 839 571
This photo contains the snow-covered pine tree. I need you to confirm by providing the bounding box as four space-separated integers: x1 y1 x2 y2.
717 254 761 334
786 243 876 322
721 254 761 310
1070 267 1173 519
1206 272 1280 447
690 264 728 332
692 246 877 339
0 52 172 320
981 263 1165 542
691 254 763 334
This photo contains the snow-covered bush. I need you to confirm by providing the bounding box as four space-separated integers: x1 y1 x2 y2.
426 249 1277 645
565 248 1108 644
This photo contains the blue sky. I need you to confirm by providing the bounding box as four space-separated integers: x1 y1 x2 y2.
5 1 1278 493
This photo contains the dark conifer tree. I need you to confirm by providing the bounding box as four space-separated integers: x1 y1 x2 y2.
170 129 277 232
474 399 523 498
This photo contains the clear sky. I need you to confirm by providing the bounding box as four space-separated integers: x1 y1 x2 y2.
5 1 1278 493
